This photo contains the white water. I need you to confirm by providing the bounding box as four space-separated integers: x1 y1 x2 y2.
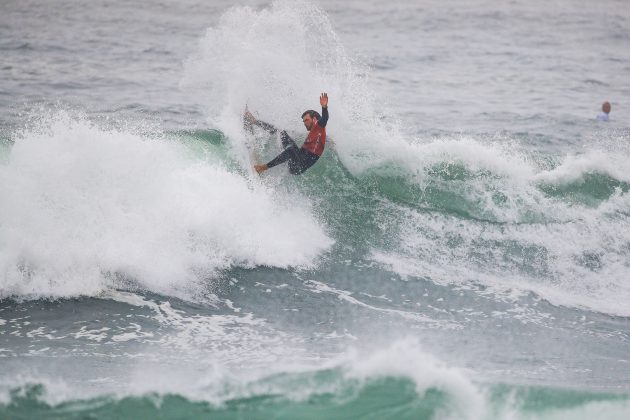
2 1 630 414
0 113 332 299
179 0 630 317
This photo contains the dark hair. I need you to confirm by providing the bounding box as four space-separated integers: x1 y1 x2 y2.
301 110 321 120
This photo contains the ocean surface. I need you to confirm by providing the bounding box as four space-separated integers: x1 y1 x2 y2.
2 0 630 418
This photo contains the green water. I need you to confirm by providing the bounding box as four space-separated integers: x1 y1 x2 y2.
3 376 629 420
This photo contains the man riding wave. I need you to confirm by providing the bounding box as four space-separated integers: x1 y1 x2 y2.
244 93 329 175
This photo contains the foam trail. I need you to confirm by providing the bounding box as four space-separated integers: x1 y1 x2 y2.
373 191 630 316
0 113 332 300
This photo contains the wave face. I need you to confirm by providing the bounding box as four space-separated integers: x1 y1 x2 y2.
5 117 629 315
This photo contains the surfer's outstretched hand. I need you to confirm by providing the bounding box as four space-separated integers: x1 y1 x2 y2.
244 109 256 124
254 164 268 174
320 92 328 107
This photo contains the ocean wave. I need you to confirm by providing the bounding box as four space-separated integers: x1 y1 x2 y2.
190 128 630 221
0 340 485 419
0 113 332 300
2 339 629 419
176 126 630 316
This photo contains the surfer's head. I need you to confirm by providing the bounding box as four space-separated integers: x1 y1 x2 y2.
602 101 611 114
301 110 321 131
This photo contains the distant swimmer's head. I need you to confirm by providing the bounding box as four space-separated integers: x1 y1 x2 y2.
301 110 321 131
602 101 611 114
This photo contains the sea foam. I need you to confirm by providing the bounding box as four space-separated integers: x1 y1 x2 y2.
0 113 332 300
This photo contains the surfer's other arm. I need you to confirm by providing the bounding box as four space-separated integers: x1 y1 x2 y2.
244 110 277 134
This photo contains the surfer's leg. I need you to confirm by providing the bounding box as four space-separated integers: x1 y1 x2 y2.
266 130 300 172
279 131 307 174
288 149 319 175
266 143 299 169
266 132 316 174
280 130 298 149
266 149 290 168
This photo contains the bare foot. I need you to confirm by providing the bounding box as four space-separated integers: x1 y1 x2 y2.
254 164 268 174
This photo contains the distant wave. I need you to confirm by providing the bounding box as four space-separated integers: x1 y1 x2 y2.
582 78 609 87
2 340 629 419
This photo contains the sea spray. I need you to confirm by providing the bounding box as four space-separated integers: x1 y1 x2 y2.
0 112 332 300
181 0 404 175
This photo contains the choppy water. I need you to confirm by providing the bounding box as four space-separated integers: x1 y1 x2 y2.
2 0 630 419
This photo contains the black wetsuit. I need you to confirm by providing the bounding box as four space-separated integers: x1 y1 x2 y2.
251 107 328 175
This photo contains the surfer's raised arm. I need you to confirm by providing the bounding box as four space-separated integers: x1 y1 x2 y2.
318 92 329 128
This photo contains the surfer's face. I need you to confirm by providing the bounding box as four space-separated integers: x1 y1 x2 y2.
302 114 314 131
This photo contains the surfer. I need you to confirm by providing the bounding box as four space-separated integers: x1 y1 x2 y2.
244 93 329 175
596 101 611 121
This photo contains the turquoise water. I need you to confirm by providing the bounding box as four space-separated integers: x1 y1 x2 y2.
4 379 630 420
2 1 630 418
